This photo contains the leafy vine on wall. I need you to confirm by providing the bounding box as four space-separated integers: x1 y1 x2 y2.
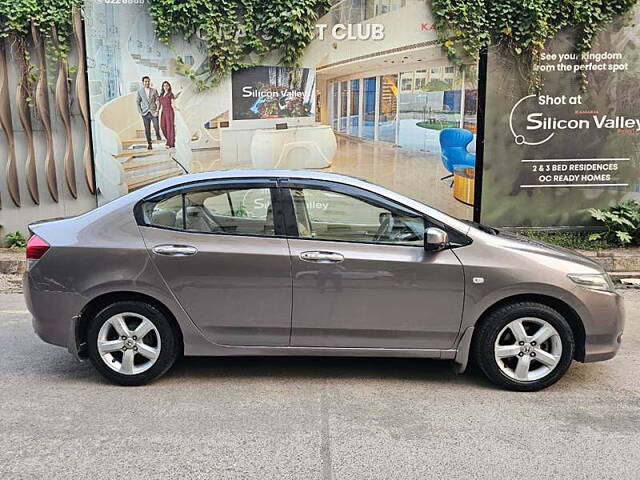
430 0 638 90
0 0 83 90
3 0 637 93
1 0 82 57
148 0 331 90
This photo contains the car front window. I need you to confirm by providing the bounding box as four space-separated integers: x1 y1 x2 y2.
289 187 425 246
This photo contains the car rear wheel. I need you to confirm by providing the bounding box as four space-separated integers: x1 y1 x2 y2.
473 301 575 391
87 301 179 386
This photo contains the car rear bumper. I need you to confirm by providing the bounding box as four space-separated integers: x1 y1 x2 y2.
24 271 85 350
579 289 625 363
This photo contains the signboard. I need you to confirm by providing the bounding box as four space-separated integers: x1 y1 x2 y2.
481 12 640 228
231 66 316 121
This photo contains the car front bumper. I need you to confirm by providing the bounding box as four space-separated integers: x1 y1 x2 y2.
575 288 625 363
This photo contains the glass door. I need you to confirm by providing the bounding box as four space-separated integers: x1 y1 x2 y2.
339 81 348 132
378 74 398 143
331 82 339 130
350 79 360 135
361 77 376 139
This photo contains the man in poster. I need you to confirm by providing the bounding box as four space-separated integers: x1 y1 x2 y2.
136 76 162 149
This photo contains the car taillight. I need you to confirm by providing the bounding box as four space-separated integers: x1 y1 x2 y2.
26 234 50 260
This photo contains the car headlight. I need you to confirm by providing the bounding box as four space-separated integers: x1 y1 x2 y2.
568 273 616 292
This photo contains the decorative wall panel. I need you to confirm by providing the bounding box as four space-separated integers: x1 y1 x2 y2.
0 38 20 207
15 37 39 204
53 27 77 199
73 7 95 194
32 24 59 203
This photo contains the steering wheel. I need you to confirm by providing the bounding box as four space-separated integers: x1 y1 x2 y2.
373 212 394 242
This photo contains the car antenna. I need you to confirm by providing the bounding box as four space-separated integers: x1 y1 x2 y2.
169 154 189 174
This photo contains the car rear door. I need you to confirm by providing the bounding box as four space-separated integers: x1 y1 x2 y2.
279 179 465 350
138 179 292 346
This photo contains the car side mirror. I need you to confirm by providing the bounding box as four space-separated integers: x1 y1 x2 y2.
424 227 449 252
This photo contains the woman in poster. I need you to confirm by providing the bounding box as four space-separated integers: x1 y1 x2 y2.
159 81 176 148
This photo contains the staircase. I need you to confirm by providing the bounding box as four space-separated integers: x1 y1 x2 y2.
113 130 183 191
380 78 398 119
96 82 232 201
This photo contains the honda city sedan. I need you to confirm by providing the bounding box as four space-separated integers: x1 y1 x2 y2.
24 170 624 390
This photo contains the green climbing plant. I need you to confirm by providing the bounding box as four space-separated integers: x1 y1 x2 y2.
430 0 638 90
0 0 82 90
148 0 331 89
0 0 82 56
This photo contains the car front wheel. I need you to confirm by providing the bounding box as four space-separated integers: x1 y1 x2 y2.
473 301 575 391
87 301 179 386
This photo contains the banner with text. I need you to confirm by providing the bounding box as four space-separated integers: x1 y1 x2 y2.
481 9 640 228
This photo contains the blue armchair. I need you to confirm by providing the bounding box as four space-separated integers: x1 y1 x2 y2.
439 128 476 182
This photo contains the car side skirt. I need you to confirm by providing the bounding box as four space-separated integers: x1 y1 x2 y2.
175 345 458 359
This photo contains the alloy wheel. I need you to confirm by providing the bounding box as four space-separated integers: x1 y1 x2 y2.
97 312 161 375
494 317 562 382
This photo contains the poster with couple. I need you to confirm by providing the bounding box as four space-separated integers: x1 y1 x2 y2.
135 76 178 150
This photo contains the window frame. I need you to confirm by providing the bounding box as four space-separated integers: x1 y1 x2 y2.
134 178 288 238
277 179 470 248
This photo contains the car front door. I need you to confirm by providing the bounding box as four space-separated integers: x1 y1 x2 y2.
138 179 292 346
281 180 465 350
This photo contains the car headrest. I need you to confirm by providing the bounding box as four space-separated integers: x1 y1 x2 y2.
151 209 177 227
176 206 216 232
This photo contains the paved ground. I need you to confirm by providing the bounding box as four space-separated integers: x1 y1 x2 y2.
0 274 22 294
0 291 639 480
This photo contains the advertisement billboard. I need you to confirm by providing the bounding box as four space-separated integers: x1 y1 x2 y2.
481 10 640 228
84 0 479 220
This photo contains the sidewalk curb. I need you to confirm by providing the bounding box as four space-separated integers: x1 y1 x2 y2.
0 259 25 275
577 248 640 272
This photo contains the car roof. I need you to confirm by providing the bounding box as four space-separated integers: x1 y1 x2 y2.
146 169 373 187
133 169 395 200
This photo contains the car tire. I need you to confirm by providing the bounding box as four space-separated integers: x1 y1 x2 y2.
473 301 575 391
87 301 180 386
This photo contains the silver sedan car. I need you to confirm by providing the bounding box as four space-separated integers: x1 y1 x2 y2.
24 170 624 390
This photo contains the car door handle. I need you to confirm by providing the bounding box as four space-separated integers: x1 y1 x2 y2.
299 251 344 263
152 244 198 256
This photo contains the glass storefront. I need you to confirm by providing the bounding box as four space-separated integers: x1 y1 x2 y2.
330 65 477 154
397 66 462 153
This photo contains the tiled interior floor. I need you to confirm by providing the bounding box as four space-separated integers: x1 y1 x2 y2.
326 135 473 220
